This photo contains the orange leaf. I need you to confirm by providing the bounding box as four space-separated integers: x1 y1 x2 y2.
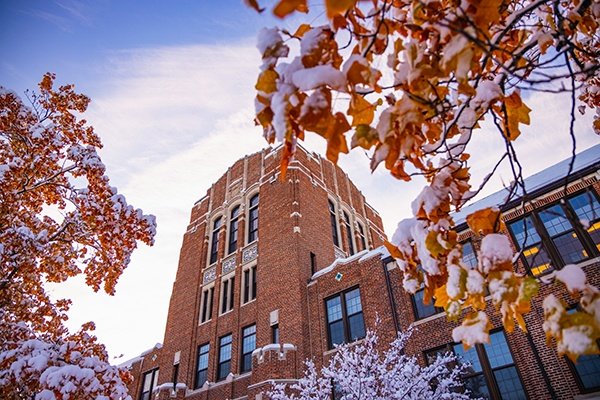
255 69 279 94
243 0 265 13
351 124 378 150
503 91 531 140
348 94 376 126
325 112 350 164
383 240 403 259
325 0 356 18
273 0 308 18
293 23 312 38
466 207 503 235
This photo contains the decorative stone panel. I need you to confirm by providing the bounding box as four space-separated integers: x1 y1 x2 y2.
242 242 258 264
222 255 236 275
202 266 216 285
334 247 346 260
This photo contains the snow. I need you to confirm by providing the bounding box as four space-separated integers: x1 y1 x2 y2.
300 27 326 57
559 326 594 355
555 264 587 292
478 234 514 274
257 27 285 56
292 65 346 91
452 311 490 348
311 249 369 279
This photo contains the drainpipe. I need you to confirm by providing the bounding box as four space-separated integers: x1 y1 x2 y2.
382 258 401 333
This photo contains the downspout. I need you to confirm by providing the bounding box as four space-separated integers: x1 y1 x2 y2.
382 259 401 333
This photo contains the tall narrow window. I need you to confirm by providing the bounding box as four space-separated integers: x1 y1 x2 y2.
200 286 214 323
462 241 478 268
568 191 600 249
240 324 257 373
325 287 366 349
508 216 553 276
171 364 179 390
217 334 232 380
310 252 316 275
221 276 235 314
209 217 222 265
140 368 159 400
228 206 240 254
329 200 339 247
343 211 355 255
195 343 210 389
538 204 587 264
248 194 259 243
357 222 367 251
272 324 280 344
412 287 443 320
242 265 257 304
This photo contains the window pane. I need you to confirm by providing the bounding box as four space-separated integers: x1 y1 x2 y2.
329 320 345 347
218 360 230 380
462 241 478 269
196 370 207 388
414 289 438 319
575 353 600 390
539 205 573 236
484 331 514 368
326 296 343 322
453 344 483 372
348 313 365 341
554 231 587 264
220 336 232 360
523 244 553 276
568 192 600 224
464 374 490 399
198 344 209 369
509 217 541 248
494 366 526 400
344 288 362 315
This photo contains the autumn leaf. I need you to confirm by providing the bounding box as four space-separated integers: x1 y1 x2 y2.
324 112 351 164
255 69 279 93
348 94 376 126
502 91 531 140
466 207 503 235
351 124 379 150
325 0 356 18
384 239 404 259
244 0 265 13
273 0 308 18
293 23 312 38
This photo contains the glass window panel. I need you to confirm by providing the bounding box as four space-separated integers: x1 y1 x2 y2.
463 374 490 399
198 344 209 369
344 289 362 315
539 205 573 236
329 320 345 347
218 361 230 380
462 241 478 268
575 353 600 390
414 289 438 319
484 331 514 368
568 192 600 223
326 296 343 322
553 231 587 264
494 366 526 400
348 313 365 341
196 370 207 388
453 344 483 372
509 217 541 248
523 244 553 276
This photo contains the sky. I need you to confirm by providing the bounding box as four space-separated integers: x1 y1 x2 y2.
1 0 598 363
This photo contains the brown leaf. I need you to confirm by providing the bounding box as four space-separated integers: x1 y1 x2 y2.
273 0 308 18
243 0 265 13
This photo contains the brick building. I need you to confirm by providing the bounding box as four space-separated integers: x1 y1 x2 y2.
124 143 600 400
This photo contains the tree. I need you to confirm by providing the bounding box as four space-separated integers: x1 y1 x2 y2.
268 328 471 400
0 74 156 399
248 0 600 359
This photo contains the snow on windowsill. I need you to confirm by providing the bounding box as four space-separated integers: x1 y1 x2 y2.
311 249 371 280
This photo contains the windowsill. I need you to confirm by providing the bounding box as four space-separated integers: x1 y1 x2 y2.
323 337 365 356
573 390 600 400
190 372 253 393
241 299 256 307
413 311 446 326
198 318 212 326
219 309 234 317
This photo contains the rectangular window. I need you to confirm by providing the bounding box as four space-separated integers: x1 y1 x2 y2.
140 368 159 400
248 194 259 243
228 206 240 254
462 240 478 268
217 334 232 381
240 324 257 373
310 252 316 275
343 211 355 255
425 330 526 399
209 217 222 265
200 286 214 323
508 191 600 277
195 343 210 389
329 200 340 247
412 287 443 320
272 324 279 344
242 265 257 304
357 222 367 251
221 276 235 314
325 287 366 349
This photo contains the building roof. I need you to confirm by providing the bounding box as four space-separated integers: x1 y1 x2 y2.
453 143 600 226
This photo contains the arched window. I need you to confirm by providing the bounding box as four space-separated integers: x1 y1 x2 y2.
329 200 339 247
343 211 355 255
228 206 240 254
209 217 222 265
357 222 367 251
248 194 259 243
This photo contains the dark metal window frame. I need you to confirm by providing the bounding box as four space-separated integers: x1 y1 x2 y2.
240 324 257 373
324 286 366 350
343 211 355 255
411 286 443 320
357 222 367 251
228 205 240 254
508 190 600 277
248 194 259 243
194 343 210 389
217 333 232 381
424 329 528 400
139 368 159 400
209 217 222 265
200 286 214 323
221 276 235 314
242 265 257 304
329 200 340 247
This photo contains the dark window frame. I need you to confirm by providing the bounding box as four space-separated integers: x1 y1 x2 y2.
357 222 367 251
139 368 159 400
329 200 340 247
228 205 240 254
508 190 600 277
221 276 235 314
240 324 257 373
343 211 355 255
217 333 232 381
411 287 443 320
248 194 259 243
242 265 257 304
194 343 210 389
272 324 280 344
209 217 222 265
324 286 366 350
200 286 214 323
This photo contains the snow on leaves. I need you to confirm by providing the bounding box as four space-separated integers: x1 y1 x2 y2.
249 0 600 358
0 74 156 398
268 329 471 400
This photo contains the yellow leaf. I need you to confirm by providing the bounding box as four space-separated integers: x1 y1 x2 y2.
383 240 403 259
325 0 356 18
466 207 503 235
293 23 312 38
255 69 279 94
434 284 450 308
351 124 378 150
503 91 531 140
273 0 308 18
324 112 350 164
348 94 376 126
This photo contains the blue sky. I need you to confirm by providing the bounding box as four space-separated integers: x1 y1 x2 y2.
2 0 598 363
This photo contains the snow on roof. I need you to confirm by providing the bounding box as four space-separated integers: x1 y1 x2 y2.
453 143 600 226
118 343 163 368
311 246 390 280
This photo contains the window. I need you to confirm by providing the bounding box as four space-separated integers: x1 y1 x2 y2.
508 191 600 277
272 324 279 344
240 324 256 373
412 287 443 320
425 330 526 399
228 206 240 254
242 265 257 304
221 276 235 314
325 287 366 349
357 222 367 251
209 217 222 265
310 252 316 275
462 240 478 268
329 200 340 247
140 368 159 400
195 343 210 389
217 334 232 380
200 286 214 323
171 364 179 390
248 194 259 243
343 211 355 255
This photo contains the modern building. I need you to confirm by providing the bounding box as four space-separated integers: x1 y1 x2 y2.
124 143 600 400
